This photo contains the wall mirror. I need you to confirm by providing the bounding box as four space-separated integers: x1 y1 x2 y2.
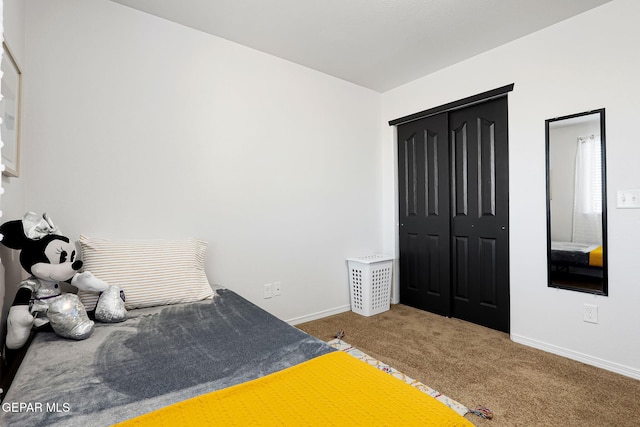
546 109 607 295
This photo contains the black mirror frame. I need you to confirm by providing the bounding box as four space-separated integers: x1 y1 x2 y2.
545 109 608 296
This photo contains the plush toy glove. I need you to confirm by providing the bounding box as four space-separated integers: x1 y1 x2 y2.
71 271 109 292
95 285 127 323
6 305 35 349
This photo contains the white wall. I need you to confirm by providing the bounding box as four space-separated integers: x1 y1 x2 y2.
21 0 383 323
382 0 640 378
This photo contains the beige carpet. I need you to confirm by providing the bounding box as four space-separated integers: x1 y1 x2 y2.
296 304 640 427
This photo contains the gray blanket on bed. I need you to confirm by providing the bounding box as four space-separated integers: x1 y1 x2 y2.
0 289 334 426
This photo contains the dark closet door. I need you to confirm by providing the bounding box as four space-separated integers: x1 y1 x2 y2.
397 96 510 333
397 112 451 316
449 97 509 332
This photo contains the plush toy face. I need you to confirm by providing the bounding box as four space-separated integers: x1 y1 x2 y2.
0 216 84 281
30 236 83 282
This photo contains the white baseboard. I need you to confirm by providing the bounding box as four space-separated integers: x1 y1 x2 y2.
286 305 351 326
511 334 640 380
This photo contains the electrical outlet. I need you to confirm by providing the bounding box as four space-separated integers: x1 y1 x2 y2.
584 304 598 323
273 282 282 296
263 283 272 299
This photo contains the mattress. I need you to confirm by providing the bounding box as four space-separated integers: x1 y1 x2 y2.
550 241 603 268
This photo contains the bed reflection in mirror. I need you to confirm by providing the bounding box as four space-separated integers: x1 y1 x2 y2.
546 109 607 295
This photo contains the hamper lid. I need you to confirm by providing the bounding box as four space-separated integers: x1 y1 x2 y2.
346 254 394 264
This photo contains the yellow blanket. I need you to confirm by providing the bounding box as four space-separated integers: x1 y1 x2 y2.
116 351 472 426
589 245 603 267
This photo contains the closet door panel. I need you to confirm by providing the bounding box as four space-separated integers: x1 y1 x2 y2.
451 122 469 217
449 97 509 332
397 113 450 315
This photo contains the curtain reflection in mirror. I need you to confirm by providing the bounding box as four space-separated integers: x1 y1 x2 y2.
573 134 602 245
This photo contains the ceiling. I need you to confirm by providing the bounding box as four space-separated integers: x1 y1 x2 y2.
109 0 612 92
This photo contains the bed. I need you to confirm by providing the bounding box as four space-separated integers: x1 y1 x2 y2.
550 241 603 278
0 237 472 426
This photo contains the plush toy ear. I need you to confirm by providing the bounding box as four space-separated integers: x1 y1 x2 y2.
0 219 29 250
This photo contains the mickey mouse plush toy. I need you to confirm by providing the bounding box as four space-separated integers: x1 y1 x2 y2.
0 212 126 350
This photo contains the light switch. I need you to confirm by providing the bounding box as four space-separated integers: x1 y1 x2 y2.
617 189 640 208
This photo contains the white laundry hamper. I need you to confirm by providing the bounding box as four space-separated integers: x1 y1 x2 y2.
346 255 394 316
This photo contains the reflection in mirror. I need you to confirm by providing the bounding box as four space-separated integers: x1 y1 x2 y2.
546 109 607 295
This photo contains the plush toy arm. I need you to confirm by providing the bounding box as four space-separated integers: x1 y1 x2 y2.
71 271 109 292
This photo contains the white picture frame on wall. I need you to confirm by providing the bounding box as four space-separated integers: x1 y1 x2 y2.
1 42 22 177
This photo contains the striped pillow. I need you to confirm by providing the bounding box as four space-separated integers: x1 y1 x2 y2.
77 235 214 310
